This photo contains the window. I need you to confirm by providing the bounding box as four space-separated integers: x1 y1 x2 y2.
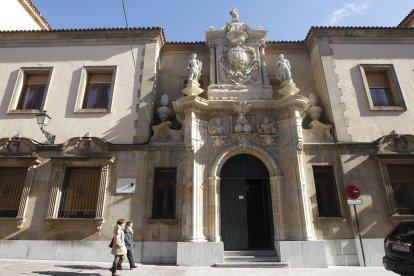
0 167 27 217
313 166 341 217
8 68 52 113
360 65 405 110
75 66 116 112
387 165 414 215
83 72 112 109
58 167 101 218
152 168 176 219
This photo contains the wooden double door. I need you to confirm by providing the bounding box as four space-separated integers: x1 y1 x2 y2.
220 154 274 250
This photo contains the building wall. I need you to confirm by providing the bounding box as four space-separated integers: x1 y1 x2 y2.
0 0 43 31
0 44 145 144
330 43 414 142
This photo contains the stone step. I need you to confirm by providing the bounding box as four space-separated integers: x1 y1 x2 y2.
224 255 279 262
224 250 277 257
214 261 290 268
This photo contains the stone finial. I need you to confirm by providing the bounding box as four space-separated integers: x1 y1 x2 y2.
156 94 171 122
230 7 240 23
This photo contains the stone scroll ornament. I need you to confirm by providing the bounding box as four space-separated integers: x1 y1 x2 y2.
217 8 260 85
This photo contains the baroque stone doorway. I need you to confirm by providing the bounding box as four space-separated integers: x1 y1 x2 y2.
220 154 274 250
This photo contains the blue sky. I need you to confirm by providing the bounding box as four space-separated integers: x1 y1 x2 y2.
32 0 413 42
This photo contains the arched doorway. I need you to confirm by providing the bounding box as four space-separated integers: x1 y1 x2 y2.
220 154 274 250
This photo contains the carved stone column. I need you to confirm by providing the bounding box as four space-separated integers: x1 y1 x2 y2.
208 176 221 242
269 175 284 241
292 106 316 240
259 44 269 85
210 44 216 84
181 109 207 242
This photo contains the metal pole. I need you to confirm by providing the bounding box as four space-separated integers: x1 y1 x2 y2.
354 204 366 267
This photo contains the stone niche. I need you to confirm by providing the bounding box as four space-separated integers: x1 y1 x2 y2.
206 10 272 100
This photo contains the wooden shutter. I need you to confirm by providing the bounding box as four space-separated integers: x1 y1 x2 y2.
0 167 27 217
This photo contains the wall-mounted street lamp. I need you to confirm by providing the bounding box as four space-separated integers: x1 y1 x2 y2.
35 110 56 144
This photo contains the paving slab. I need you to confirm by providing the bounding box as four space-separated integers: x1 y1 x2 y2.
0 259 396 276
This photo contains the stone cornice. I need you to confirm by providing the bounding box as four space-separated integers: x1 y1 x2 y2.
305 27 414 49
0 28 165 47
172 95 310 115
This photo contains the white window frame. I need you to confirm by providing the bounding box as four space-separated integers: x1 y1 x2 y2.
74 66 117 113
7 67 53 114
359 64 406 111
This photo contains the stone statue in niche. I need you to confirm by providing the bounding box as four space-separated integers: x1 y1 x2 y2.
187 53 202 82
233 101 252 133
275 54 300 97
182 53 204 96
258 117 278 146
208 117 229 147
258 117 278 135
276 54 292 84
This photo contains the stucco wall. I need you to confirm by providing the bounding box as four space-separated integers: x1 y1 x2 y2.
0 0 42 31
0 45 145 144
331 43 414 142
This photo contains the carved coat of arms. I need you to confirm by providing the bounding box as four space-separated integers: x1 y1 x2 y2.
218 19 259 85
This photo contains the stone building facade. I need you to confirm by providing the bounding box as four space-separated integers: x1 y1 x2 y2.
0 7 414 268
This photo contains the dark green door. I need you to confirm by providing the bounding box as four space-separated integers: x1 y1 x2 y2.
220 154 274 250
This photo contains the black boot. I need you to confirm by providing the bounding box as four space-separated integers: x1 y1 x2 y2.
109 262 118 276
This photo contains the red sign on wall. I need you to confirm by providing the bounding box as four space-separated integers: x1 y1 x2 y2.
344 183 361 200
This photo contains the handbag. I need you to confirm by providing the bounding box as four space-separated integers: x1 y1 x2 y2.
109 238 114 248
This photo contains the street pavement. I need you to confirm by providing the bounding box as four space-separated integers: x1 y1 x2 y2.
0 259 397 276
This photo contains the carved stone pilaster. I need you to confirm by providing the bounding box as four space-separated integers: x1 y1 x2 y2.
208 176 221 242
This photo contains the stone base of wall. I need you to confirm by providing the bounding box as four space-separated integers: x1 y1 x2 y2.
0 239 384 267
275 240 328 268
176 242 224 266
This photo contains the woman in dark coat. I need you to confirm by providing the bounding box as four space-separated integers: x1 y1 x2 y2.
124 221 137 269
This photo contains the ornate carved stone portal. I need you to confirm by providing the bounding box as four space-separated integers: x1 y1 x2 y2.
206 9 272 100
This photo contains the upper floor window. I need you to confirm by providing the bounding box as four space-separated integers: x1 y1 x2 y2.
83 72 112 109
8 67 52 114
75 66 116 113
359 65 405 111
312 166 341 217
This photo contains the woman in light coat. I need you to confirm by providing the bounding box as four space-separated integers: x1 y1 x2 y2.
110 218 127 276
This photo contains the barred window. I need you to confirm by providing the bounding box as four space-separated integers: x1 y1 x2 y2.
313 166 341 217
152 168 176 219
360 65 405 110
387 164 414 215
0 167 27 217
58 167 101 218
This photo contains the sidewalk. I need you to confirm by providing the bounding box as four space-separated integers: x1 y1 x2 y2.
0 259 396 276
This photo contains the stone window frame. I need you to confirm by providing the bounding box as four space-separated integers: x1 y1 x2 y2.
151 167 177 220
311 165 343 218
44 156 115 230
0 157 40 229
378 158 414 221
74 66 117 113
359 64 406 111
308 162 346 220
7 67 53 114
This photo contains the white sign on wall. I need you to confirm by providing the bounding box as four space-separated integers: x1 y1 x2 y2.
116 178 136 193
